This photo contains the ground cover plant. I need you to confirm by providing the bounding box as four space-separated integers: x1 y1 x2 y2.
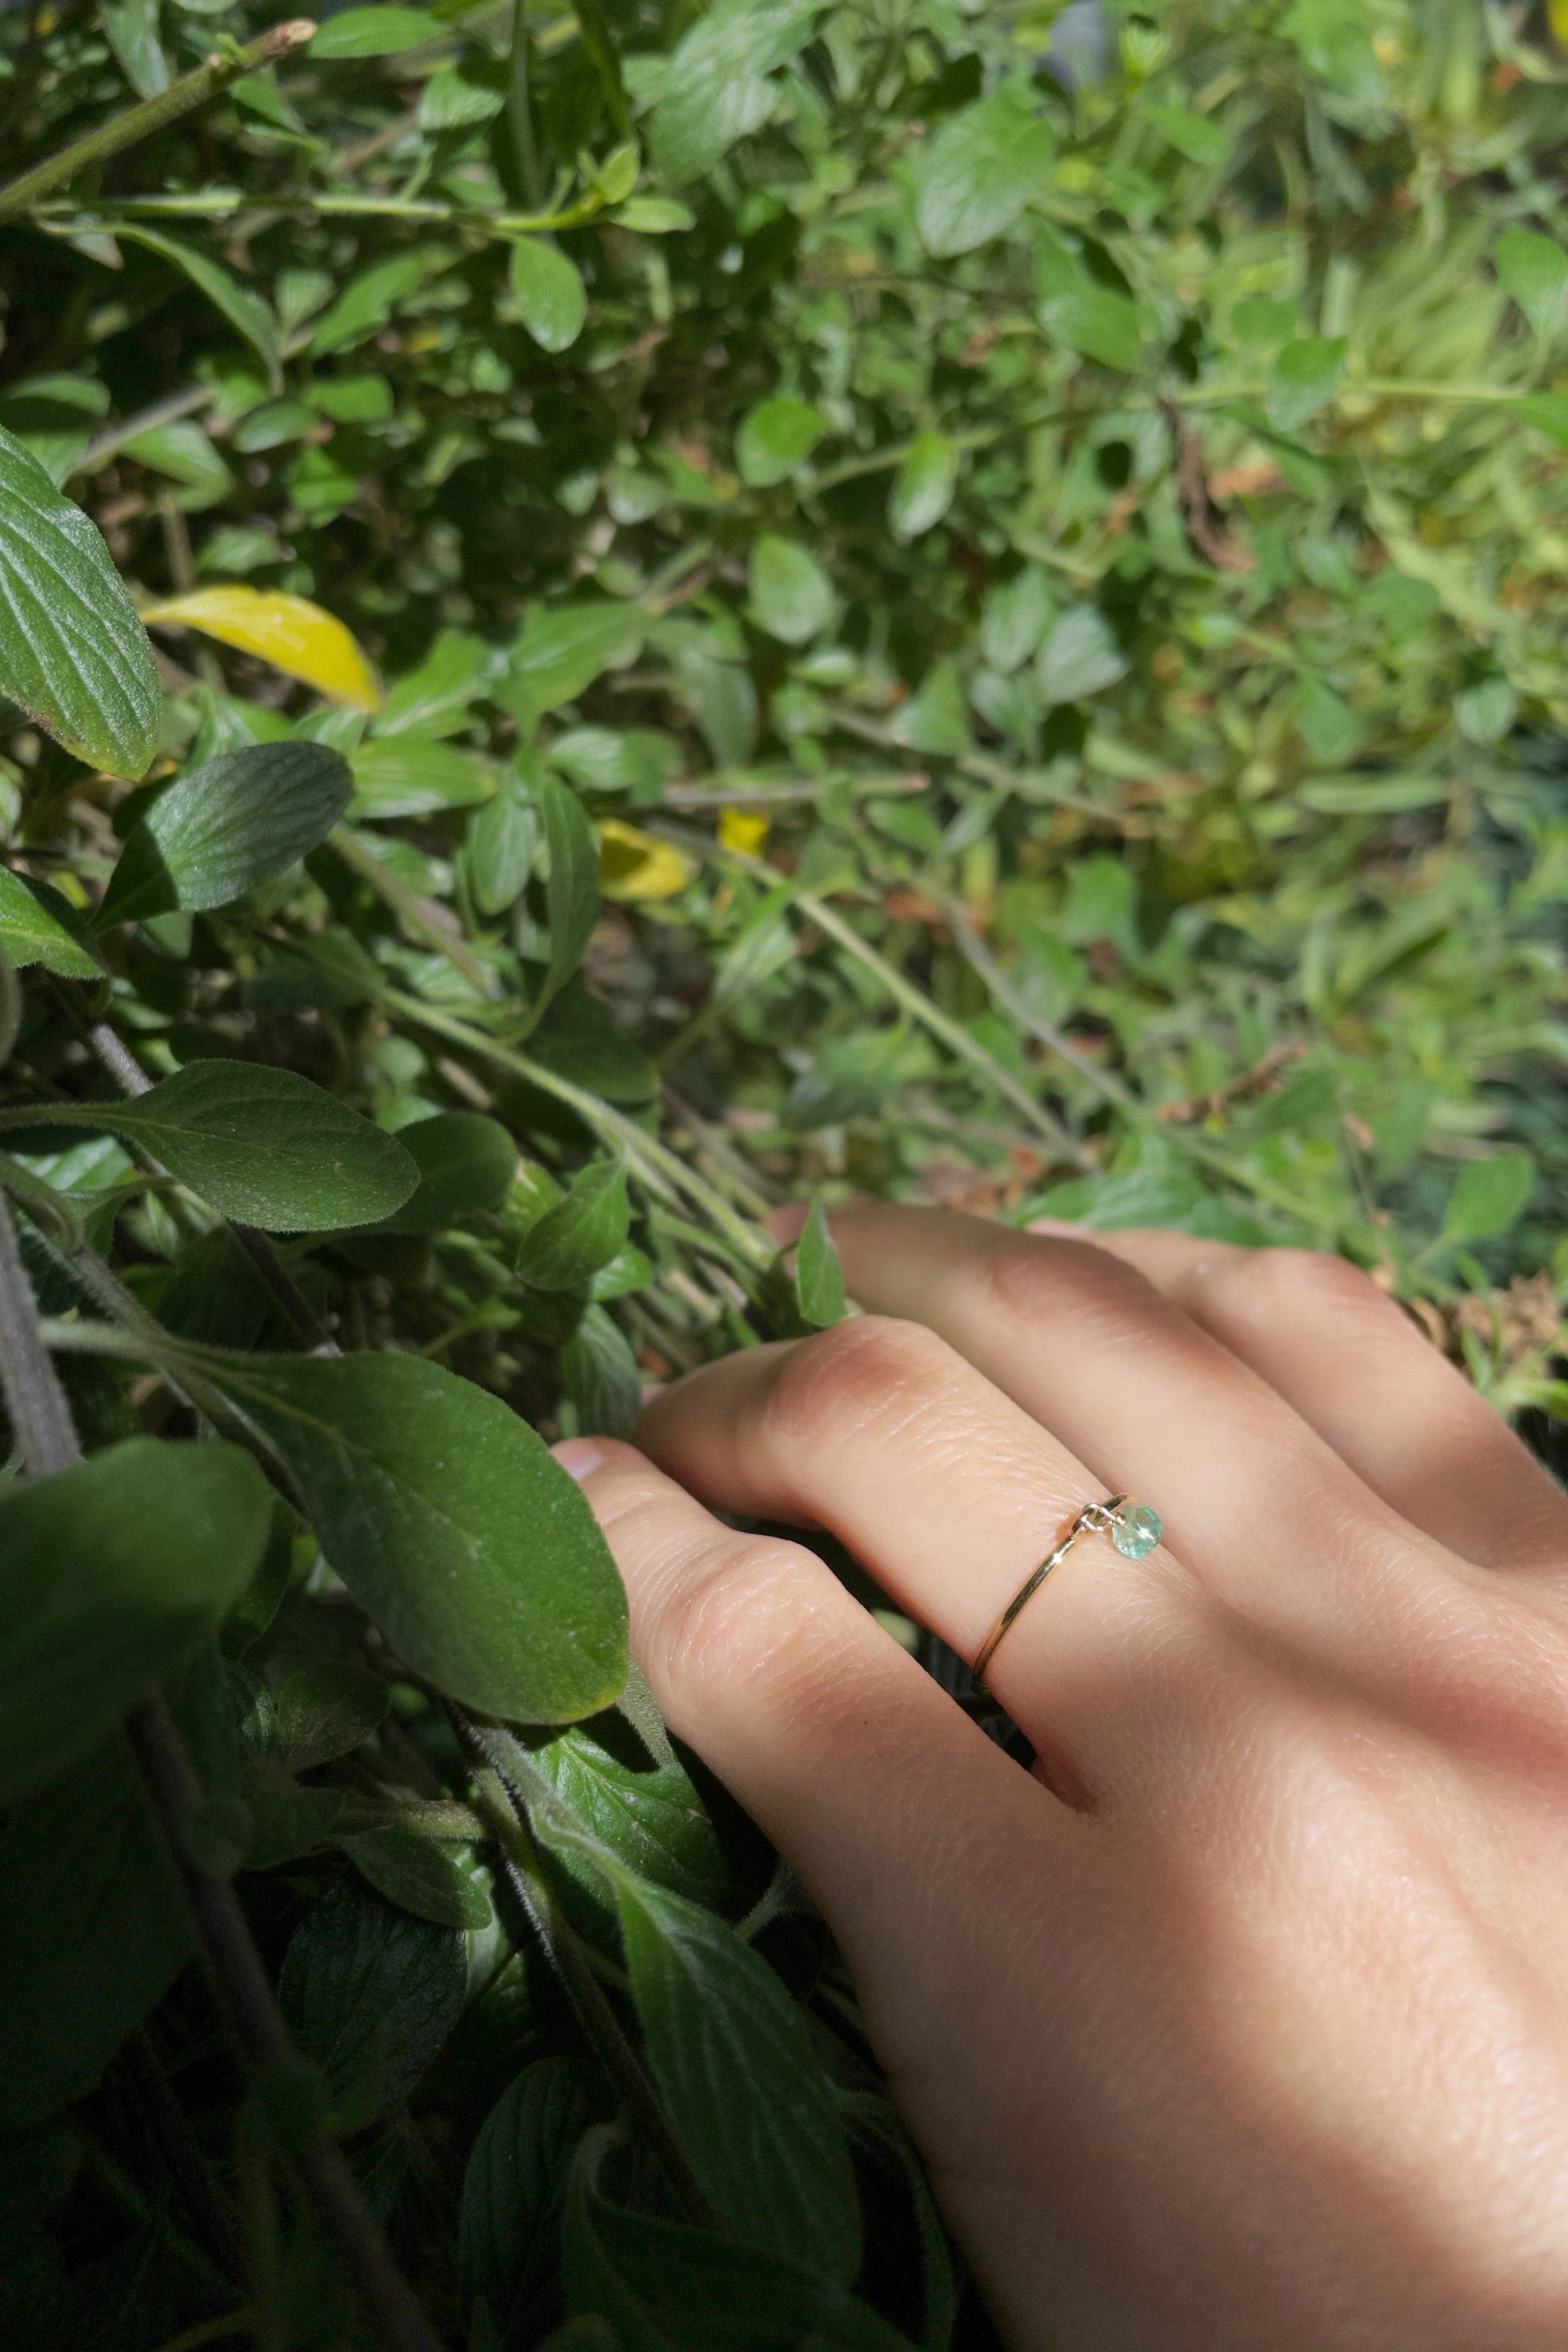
2 0 1568 2342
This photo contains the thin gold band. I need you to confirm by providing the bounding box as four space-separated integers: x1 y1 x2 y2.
971 1496 1129 1691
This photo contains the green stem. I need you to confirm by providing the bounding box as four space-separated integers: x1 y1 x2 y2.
646 822 1093 1172
373 984 777 1269
506 0 544 209
329 824 501 1000
0 20 318 222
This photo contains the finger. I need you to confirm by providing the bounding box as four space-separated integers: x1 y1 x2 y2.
1035 1226 1568 1575
635 1322 1268 1807
550 1431 1077 1946
813 1203 1446 1665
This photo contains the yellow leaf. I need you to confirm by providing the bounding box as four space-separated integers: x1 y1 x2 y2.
718 807 769 857
1552 0 1568 50
139 587 381 712
597 818 695 901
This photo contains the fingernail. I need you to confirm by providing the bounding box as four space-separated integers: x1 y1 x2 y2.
765 1203 810 1245
1026 1217 1093 1238
553 1439 604 1482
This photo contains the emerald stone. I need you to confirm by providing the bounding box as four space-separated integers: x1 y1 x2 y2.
1110 1503 1162 1559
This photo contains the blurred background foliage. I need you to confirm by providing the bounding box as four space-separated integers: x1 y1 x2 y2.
5 0 1568 2339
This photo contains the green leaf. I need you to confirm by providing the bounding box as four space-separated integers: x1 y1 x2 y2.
341 1828 494 1929
839 2097 960 2352
915 93 1055 259
650 0 819 183
530 1723 730 1911
793 1200 846 1327
510 240 588 355
748 535 835 645
0 868 105 978
611 1873 861 2278
1496 228 1568 338
501 603 648 730
1140 100 1228 166
1298 673 1364 763
211 1350 628 1721
1268 337 1346 432
559 1304 642 1440
517 1159 631 1291
100 0 167 97
565 2134 898 2347
528 978 658 1103
0 424 159 780
280 1874 466 2121
365 1111 516 1233
113 228 282 392
418 57 506 130
376 630 500 737
461 2058 612 2329
99 742 352 925
612 195 695 233
349 735 492 818
736 397 826 487
548 727 680 801
0 1438 270 1805
15 1060 419 1230
1514 392 1568 448
310 6 444 58
467 782 539 914
540 772 603 1015
1037 604 1128 703
309 256 425 357
1042 284 1144 372
0 1736 191 2129
888 432 957 541
1439 1149 1535 1247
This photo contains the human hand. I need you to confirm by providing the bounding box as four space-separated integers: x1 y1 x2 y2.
555 1208 1568 2351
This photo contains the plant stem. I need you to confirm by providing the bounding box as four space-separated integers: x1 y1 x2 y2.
0 1205 438 2352
0 21 318 222
506 0 544 209
330 822 500 1000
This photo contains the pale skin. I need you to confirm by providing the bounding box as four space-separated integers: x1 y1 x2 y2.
554 1205 1568 2350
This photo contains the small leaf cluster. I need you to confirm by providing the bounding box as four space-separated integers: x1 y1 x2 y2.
2 0 1568 2344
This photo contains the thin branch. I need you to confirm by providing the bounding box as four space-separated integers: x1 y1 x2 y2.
0 22 318 222
0 1196 83 1473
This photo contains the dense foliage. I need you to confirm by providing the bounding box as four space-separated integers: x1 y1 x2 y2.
2 0 1568 2343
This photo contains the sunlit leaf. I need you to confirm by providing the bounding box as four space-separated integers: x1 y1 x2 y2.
141 587 380 711
596 818 695 900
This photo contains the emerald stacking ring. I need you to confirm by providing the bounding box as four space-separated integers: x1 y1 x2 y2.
971 1494 1164 1692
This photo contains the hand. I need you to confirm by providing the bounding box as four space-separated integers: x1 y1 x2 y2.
554 1207 1568 2351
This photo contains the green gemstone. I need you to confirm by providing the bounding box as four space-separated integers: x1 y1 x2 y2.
1110 1503 1162 1560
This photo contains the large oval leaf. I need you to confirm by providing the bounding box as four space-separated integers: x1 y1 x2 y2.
140 586 380 711
211 1351 628 1722
0 1438 271 1805
280 1874 466 2122
6 1060 419 1230
0 424 159 780
99 741 354 926
0 1737 191 2129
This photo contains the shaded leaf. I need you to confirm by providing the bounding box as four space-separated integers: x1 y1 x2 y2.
749 535 835 644
365 1111 516 1234
1440 1150 1535 1247
888 433 957 541
461 2058 611 2327
611 1873 861 2278
0 1438 270 1805
517 1159 631 1291
341 1828 493 1929
1037 605 1128 702
540 772 603 1012
281 1874 466 2120
113 228 281 391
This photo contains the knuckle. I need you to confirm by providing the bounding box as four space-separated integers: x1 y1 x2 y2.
761 1314 957 1452
977 1230 1147 1334
1224 1245 1382 1324
653 1534 830 1706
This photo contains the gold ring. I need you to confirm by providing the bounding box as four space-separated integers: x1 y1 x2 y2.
971 1496 1164 1690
